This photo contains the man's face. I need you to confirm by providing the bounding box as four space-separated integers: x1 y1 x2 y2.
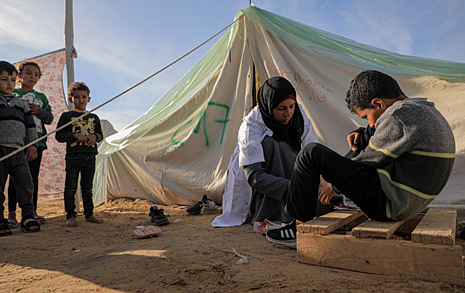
0 71 17 96
69 90 91 111
355 107 384 128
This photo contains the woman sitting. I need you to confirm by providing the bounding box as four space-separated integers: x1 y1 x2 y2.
212 76 318 232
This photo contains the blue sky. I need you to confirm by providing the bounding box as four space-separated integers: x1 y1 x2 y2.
1 0 464 131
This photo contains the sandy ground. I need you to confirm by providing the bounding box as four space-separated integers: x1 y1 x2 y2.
1 198 464 293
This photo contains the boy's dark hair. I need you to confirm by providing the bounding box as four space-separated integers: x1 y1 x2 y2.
345 70 406 113
0 61 18 76
17 61 42 78
68 82 90 97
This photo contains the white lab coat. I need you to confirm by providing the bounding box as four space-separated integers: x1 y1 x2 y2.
211 105 319 227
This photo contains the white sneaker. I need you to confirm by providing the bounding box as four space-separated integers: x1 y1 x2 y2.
201 200 222 215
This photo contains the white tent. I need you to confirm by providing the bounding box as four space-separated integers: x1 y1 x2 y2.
94 6 465 219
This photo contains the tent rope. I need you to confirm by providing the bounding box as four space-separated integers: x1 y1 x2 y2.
0 15 244 163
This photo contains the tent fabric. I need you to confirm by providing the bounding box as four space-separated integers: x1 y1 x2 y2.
94 6 465 221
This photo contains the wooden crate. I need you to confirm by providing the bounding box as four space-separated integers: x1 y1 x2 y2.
297 208 464 285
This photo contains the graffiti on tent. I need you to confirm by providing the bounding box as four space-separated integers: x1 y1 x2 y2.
170 101 230 147
170 65 335 148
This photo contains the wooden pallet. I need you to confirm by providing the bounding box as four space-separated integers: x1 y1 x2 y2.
297 208 464 285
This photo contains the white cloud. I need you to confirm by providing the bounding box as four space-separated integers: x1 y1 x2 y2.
0 2 63 50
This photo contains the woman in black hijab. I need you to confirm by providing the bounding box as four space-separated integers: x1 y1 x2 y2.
242 76 317 230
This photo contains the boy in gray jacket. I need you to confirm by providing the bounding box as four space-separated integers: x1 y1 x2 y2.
0 61 41 236
267 70 455 248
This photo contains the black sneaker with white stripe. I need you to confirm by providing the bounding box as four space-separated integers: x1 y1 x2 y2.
265 220 297 249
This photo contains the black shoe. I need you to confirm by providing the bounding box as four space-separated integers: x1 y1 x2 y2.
460 228 465 240
186 203 202 215
266 221 297 249
186 195 209 215
149 206 170 226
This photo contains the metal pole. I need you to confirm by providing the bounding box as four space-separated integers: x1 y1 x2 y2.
65 0 81 212
65 0 75 99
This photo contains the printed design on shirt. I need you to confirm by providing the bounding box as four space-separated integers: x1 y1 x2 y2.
23 92 44 134
70 116 96 147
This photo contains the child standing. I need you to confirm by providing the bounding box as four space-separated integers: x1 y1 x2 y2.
0 60 41 235
56 82 104 227
8 61 53 227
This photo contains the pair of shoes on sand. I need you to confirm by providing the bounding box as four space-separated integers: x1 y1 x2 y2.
149 206 170 226
186 195 221 215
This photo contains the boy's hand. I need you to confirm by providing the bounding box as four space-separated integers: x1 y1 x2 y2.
347 132 360 152
28 103 39 115
86 134 97 146
318 176 335 205
74 133 88 142
25 145 38 161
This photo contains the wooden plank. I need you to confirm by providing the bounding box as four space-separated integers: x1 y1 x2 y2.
297 233 464 285
411 208 457 245
298 210 364 235
351 220 404 239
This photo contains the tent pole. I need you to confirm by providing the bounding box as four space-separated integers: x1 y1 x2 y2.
65 0 81 213
65 0 75 104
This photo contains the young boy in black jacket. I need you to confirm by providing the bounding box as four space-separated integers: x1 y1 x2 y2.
56 82 104 227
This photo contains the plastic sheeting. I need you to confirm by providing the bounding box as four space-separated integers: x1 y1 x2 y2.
94 6 465 220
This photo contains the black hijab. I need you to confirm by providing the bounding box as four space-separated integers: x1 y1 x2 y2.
258 76 304 152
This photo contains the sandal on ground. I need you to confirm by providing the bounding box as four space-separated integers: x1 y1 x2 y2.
21 218 41 233
34 215 46 224
8 219 18 229
133 225 161 239
85 215 103 224
0 219 13 237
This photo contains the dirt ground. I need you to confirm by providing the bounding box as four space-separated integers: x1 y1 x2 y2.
1 198 464 293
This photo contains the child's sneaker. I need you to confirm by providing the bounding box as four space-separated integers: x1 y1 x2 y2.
265 220 297 249
149 206 170 226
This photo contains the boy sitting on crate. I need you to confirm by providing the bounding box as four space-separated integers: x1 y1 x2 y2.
266 70 456 248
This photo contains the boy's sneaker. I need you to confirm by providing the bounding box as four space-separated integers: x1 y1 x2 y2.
266 220 297 249
149 206 170 226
